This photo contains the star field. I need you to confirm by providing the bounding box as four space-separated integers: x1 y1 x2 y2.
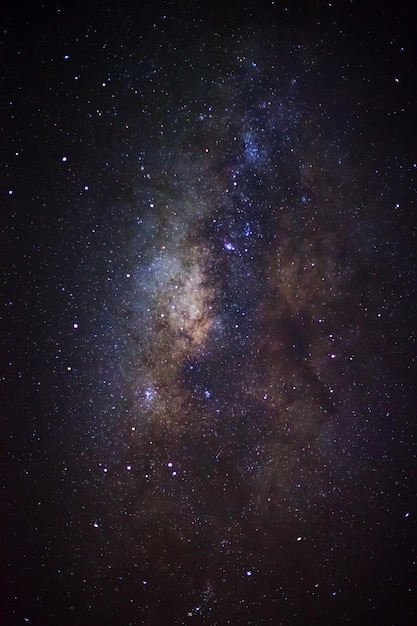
2 1 417 625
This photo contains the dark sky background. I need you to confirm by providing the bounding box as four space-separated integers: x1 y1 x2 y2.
2 1 416 625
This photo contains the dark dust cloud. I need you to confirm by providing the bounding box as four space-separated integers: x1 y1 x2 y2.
2 1 416 625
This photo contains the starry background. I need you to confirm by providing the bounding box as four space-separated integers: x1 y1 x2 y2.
2 1 417 624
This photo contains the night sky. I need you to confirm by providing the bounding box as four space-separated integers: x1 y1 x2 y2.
2 1 417 624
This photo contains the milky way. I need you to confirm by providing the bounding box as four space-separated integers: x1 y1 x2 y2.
3 2 416 625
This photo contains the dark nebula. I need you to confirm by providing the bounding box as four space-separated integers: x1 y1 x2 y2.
2 1 416 625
